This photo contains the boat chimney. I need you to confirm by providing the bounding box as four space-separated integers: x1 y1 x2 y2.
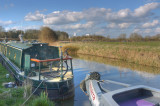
19 34 24 43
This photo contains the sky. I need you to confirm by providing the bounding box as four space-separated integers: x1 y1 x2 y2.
0 0 160 37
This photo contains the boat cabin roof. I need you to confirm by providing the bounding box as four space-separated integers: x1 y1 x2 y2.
1 41 48 50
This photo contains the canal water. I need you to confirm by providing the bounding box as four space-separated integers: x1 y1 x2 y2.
56 54 160 106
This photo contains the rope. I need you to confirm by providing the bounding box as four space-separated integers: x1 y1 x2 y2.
21 79 46 106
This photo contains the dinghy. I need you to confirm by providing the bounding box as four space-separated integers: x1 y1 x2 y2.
81 72 160 106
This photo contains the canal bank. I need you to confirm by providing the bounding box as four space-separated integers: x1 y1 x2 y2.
60 41 160 68
0 64 55 106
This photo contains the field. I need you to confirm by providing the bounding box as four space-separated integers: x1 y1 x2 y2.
61 41 160 67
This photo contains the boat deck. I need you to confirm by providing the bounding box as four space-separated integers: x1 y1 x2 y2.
19 67 73 82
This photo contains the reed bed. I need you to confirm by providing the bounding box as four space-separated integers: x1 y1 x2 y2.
60 41 160 67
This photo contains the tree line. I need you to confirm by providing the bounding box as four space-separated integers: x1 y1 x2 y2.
70 33 160 42
0 26 69 41
1 25 160 42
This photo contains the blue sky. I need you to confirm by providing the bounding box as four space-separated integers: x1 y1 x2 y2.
0 0 160 37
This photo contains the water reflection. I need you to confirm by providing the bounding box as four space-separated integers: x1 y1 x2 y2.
56 54 160 106
72 54 160 75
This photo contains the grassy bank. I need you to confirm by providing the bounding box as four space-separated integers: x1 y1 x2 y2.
61 41 160 68
0 64 54 106
73 54 160 74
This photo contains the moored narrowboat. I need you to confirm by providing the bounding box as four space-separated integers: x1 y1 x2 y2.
0 35 74 100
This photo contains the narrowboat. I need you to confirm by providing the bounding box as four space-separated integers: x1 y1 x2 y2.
81 72 160 106
0 34 74 100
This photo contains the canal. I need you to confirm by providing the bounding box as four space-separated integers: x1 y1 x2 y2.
57 54 160 106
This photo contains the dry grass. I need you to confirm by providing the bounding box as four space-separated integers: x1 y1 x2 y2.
60 41 160 67
62 45 79 54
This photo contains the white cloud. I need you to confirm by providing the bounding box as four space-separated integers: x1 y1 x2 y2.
24 10 45 21
142 20 159 28
0 20 13 26
25 2 160 25
133 28 141 33
144 29 152 33
118 23 131 28
107 23 131 29
107 23 116 28
155 27 160 33
49 21 95 30
117 9 131 18
43 11 83 25
22 2 160 36
5 25 41 31
133 2 160 17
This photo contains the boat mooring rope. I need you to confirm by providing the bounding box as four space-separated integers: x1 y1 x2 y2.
21 79 46 106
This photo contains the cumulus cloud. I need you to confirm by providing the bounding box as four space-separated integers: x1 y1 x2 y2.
107 23 131 29
118 23 131 28
43 11 83 25
144 29 152 33
25 2 160 25
155 27 160 33
0 20 13 26
142 20 159 28
133 29 141 33
133 2 160 17
23 2 160 36
24 10 45 21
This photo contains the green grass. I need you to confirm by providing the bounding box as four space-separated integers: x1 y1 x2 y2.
31 92 55 106
0 64 55 106
95 41 160 47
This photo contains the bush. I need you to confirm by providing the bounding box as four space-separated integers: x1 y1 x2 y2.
11 87 24 98
32 92 54 106
39 27 58 43
63 45 79 54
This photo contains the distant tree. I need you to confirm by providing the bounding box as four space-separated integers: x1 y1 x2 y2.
144 35 151 41
153 34 160 40
129 33 143 41
6 29 24 38
106 35 111 41
39 27 58 43
24 29 40 39
56 31 69 41
118 33 126 41
0 26 5 38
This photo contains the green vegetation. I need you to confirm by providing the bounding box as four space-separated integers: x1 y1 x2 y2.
0 26 69 41
0 64 55 106
61 41 160 67
73 54 160 74
70 33 160 42
32 92 54 106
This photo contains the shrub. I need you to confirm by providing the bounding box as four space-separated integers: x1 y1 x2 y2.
63 45 79 54
32 92 54 106
11 87 24 98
